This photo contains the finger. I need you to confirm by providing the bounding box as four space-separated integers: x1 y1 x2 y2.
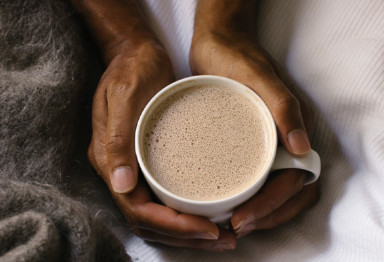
134 227 236 252
191 38 311 155
88 82 109 175
103 74 145 194
104 59 174 194
268 59 314 135
197 44 311 155
239 65 311 156
231 169 307 232
114 179 221 240
236 182 320 238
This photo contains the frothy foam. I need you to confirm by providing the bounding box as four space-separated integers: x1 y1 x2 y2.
143 85 271 201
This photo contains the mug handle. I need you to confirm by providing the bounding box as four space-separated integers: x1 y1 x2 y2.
271 147 321 185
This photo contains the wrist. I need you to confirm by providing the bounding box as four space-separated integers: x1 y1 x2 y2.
190 27 259 74
71 0 161 64
104 37 163 65
193 0 258 38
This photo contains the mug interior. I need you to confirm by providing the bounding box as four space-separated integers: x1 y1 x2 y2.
135 75 277 205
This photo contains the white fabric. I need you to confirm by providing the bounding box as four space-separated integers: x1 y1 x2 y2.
136 0 196 79
123 0 384 261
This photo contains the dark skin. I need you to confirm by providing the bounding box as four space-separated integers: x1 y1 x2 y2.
191 0 320 238
71 0 320 251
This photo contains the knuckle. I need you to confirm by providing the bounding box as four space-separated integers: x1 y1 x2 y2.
271 94 300 114
131 228 156 242
108 83 131 99
87 143 95 164
87 139 106 178
105 134 130 155
132 228 152 242
263 196 281 215
257 60 276 75
103 76 133 100
125 208 145 229
93 83 107 102
263 216 280 230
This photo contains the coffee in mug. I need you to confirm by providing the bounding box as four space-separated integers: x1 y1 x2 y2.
143 85 274 201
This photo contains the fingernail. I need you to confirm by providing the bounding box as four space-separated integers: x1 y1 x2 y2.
236 223 255 236
198 231 219 240
237 229 253 239
233 220 245 231
111 166 135 193
215 241 236 250
287 129 311 155
233 216 254 232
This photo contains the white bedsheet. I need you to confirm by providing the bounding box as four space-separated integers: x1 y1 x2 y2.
115 0 384 260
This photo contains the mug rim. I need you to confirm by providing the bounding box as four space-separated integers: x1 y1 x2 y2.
135 75 278 205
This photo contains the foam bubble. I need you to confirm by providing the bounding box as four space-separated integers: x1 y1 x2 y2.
143 85 271 201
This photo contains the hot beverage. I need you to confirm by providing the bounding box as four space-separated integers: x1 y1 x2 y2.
142 85 273 201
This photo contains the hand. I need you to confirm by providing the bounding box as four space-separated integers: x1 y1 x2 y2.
88 41 236 251
72 0 236 250
190 29 320 238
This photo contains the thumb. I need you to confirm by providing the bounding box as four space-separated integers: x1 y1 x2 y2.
105 89 140 194
235 69 311 156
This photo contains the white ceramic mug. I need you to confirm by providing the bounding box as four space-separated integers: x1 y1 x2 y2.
135 75 321 223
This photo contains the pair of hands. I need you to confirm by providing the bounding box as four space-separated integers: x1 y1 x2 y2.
88 29 320 251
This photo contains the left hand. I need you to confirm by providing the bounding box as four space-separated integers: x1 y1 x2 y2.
88 40 236 251
190 29 320 238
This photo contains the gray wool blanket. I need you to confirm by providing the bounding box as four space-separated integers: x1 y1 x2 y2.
0 0 130 261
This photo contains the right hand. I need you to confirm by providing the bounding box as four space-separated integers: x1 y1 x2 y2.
190 28 319 238
88 41 236 251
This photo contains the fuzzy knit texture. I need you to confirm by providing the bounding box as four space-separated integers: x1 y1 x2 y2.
0 0 84 186
0 0 130 261
122 0 384 261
